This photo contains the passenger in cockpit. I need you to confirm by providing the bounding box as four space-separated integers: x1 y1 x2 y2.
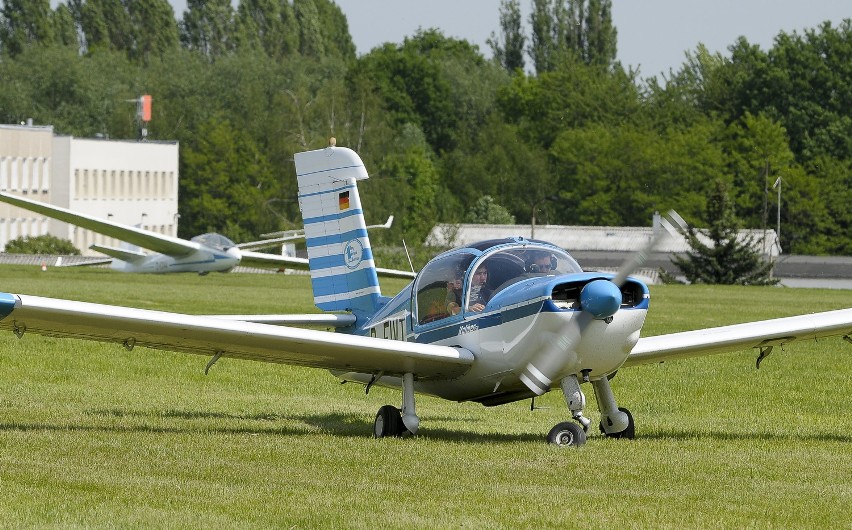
445 272 463 315
468 263 493 312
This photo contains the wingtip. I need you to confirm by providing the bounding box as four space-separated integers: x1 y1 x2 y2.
0 292 19 320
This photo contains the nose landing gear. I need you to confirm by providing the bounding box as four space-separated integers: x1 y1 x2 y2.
547 373 635 446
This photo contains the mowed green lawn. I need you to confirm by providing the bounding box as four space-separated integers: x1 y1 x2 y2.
0 265 850 528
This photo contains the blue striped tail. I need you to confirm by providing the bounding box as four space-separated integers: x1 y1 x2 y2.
294 146 382 316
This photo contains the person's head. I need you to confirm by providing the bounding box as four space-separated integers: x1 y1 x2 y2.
472 265 488 285
529 251 553 273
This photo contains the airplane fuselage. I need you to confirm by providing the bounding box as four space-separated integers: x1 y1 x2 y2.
110 246 241 274
342 270 649 405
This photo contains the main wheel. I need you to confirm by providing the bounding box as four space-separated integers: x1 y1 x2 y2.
546 421 587 447
374 405 404 438
600 407 635 439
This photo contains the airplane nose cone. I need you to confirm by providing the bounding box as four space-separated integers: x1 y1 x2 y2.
580 279 622 320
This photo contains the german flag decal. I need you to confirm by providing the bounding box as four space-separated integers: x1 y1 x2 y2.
339 191 350 210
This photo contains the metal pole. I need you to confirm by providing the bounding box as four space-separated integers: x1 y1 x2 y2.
772 177 782 255
776 180 781 251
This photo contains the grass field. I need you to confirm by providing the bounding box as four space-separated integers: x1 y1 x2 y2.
0 265 850 528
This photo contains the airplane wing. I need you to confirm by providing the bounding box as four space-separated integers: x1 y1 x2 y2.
237 232 305 251
0 293 473 380
239 250 416 279
248 216 396 248
0 192 197 257
624 308 852 367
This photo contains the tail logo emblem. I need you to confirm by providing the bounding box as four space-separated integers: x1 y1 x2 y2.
343 239 364 269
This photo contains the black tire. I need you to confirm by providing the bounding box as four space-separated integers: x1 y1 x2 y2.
546 421 587 447
374 405 403 438
599 407 635 439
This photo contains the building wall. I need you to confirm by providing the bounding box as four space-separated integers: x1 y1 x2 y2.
59 136 179 254
0 125 54 248
0 124 179 256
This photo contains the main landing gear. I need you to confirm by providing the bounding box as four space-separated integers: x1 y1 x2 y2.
547 374 635 447
373 373 420 438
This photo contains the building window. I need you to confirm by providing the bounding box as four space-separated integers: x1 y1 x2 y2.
41 157 50 191
10 158 19 191
20 157 30 192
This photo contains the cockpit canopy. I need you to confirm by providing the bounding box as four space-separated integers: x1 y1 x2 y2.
191 233 236 251
414 239 582 325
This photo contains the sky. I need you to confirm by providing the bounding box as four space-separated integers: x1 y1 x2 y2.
165 0 850 79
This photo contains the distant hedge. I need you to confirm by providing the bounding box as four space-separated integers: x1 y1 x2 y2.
4 235 80 255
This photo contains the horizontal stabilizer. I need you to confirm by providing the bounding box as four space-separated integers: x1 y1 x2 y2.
58 257 115 268
89 244 148 264
239 250 415 279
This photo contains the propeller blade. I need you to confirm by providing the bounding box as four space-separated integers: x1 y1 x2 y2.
520 312 589 395
611 210 685 287
518 211 687 396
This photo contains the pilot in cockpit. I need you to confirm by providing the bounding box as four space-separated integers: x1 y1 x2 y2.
528 250 555 274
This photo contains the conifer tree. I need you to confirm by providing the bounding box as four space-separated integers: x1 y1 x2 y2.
671 179 778 285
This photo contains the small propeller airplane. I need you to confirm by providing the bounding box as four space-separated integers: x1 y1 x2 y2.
1 145 850 446
0 191 410 278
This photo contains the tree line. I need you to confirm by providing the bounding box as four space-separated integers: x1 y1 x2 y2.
1 0 849 261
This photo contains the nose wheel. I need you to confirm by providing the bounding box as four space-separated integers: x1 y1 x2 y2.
599 406 634 439
547 421 587 446
547 373 636 446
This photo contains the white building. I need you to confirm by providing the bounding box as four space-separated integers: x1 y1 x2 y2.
0 123 179 255
426 222 781 257
425 220 780 284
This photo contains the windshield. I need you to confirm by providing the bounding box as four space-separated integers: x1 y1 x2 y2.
414 244 582 325
465 246 581 309
191 233 236 250
414 252 475 325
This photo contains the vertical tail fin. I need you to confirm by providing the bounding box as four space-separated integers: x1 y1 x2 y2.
294 146 382 315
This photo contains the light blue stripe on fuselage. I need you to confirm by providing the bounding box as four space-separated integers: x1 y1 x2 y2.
167 253 231 268
408 298 645 344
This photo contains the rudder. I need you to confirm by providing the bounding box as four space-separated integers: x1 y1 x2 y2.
294 145 382 316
